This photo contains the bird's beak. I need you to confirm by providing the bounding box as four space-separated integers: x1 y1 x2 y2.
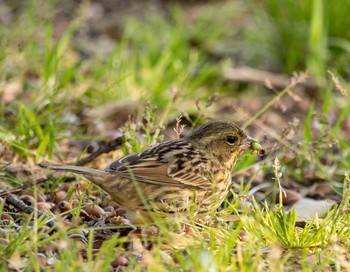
242 135 257 150
242 136 265 156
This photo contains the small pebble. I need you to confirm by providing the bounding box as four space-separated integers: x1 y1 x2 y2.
22 190 46 202
36 253 47 266
19 195 35 206
36 202 52 212
103 206 115 213
54 191 67 204
57 201 71 212
83 205 106 218
111 255 129 268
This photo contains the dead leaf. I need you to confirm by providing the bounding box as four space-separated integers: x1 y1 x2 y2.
276 189 302 206
167 232 200 250
8 251 26 271
1 80 23 104
288 198 335 219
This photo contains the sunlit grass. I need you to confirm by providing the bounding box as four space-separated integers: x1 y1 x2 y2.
246 0 350 77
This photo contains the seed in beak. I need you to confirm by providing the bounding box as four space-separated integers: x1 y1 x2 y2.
251 142 265 156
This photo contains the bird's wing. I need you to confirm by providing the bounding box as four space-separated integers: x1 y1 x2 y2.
105 141 213 190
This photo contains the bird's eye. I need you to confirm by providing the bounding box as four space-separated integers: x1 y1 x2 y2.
226 135 237 144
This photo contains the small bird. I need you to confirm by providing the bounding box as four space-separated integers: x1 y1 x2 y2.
40 121 264 224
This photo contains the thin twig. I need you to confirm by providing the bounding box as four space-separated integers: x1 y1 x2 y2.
0 188 23 197
223 66 319 90
5 193 56 229
74 137 123 166
242 72 308 129
173 116 186 139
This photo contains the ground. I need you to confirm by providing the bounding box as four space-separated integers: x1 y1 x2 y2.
1 0 350 271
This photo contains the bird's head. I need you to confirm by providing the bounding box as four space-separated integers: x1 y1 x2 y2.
186 121 264 169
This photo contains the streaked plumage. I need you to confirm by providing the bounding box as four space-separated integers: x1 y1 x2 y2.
40 121 263 223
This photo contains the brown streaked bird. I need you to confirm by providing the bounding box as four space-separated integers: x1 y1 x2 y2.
40 121 264 224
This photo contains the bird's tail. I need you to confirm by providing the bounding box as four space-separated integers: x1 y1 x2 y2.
39 163 111 188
